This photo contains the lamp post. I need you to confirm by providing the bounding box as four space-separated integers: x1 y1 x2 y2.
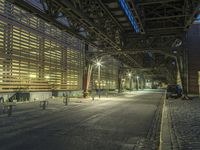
136 76 139 90
121 78 125 92
128 73 132 91
96 61 102 98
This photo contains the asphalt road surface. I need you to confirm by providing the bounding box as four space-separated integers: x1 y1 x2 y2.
0 90 164 150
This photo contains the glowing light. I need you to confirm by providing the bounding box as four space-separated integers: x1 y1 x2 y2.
96 62 102 66
45 75 50 79
29 74 36 78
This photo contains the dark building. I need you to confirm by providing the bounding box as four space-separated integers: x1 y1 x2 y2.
187 24 200 94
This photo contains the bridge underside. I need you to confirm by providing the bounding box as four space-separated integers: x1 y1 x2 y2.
0 0 199 95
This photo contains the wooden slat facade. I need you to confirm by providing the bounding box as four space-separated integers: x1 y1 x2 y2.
0 0 84 92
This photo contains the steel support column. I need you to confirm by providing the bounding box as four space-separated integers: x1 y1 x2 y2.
83 63 93 98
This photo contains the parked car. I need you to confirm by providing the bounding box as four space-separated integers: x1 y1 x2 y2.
166 84 182 99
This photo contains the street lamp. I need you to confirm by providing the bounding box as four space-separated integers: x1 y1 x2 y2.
128 73 132 91
96 62 101 67
96 61 102 98
136 76 139 90
121 78 125 91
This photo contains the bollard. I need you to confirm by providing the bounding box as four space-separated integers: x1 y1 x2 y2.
0 97 4 103
2 106 6 114
63 96 68 106
92 93 95 101
8 105 12 116
40 101 48 110
42 101 46 110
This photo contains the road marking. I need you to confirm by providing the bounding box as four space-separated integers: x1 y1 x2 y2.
158 90 166 150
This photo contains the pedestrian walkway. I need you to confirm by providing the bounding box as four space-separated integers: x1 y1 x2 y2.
162 97 200 150
0 92 122 117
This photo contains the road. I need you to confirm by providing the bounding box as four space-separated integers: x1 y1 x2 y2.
0 90 164 150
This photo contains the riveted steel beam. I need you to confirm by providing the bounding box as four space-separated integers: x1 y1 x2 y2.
8 0 96 46
184 1 200 30
58 0 121 50
138 0 182 6
144 15 189 21
128 0 145 33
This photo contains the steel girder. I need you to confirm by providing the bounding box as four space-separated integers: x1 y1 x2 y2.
57 0 121 49
135 0 193 32
124 35 183 52
8 0 95 46
49 0 143 67
10 0 122 49
8 0 200 82
124 0 199 52
9 0 200 51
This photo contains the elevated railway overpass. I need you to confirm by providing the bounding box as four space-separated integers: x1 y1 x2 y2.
0 0 198 97
0 0 200 149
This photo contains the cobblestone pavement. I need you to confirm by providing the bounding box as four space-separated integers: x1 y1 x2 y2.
167 98 200 150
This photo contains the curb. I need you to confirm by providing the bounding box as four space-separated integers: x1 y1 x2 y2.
159 91 180 150
159 91 167 150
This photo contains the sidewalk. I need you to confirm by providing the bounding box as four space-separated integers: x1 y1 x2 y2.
0 93 122 117
161 97 200 150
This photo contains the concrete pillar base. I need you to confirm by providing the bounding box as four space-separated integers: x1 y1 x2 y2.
83 92 89 98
